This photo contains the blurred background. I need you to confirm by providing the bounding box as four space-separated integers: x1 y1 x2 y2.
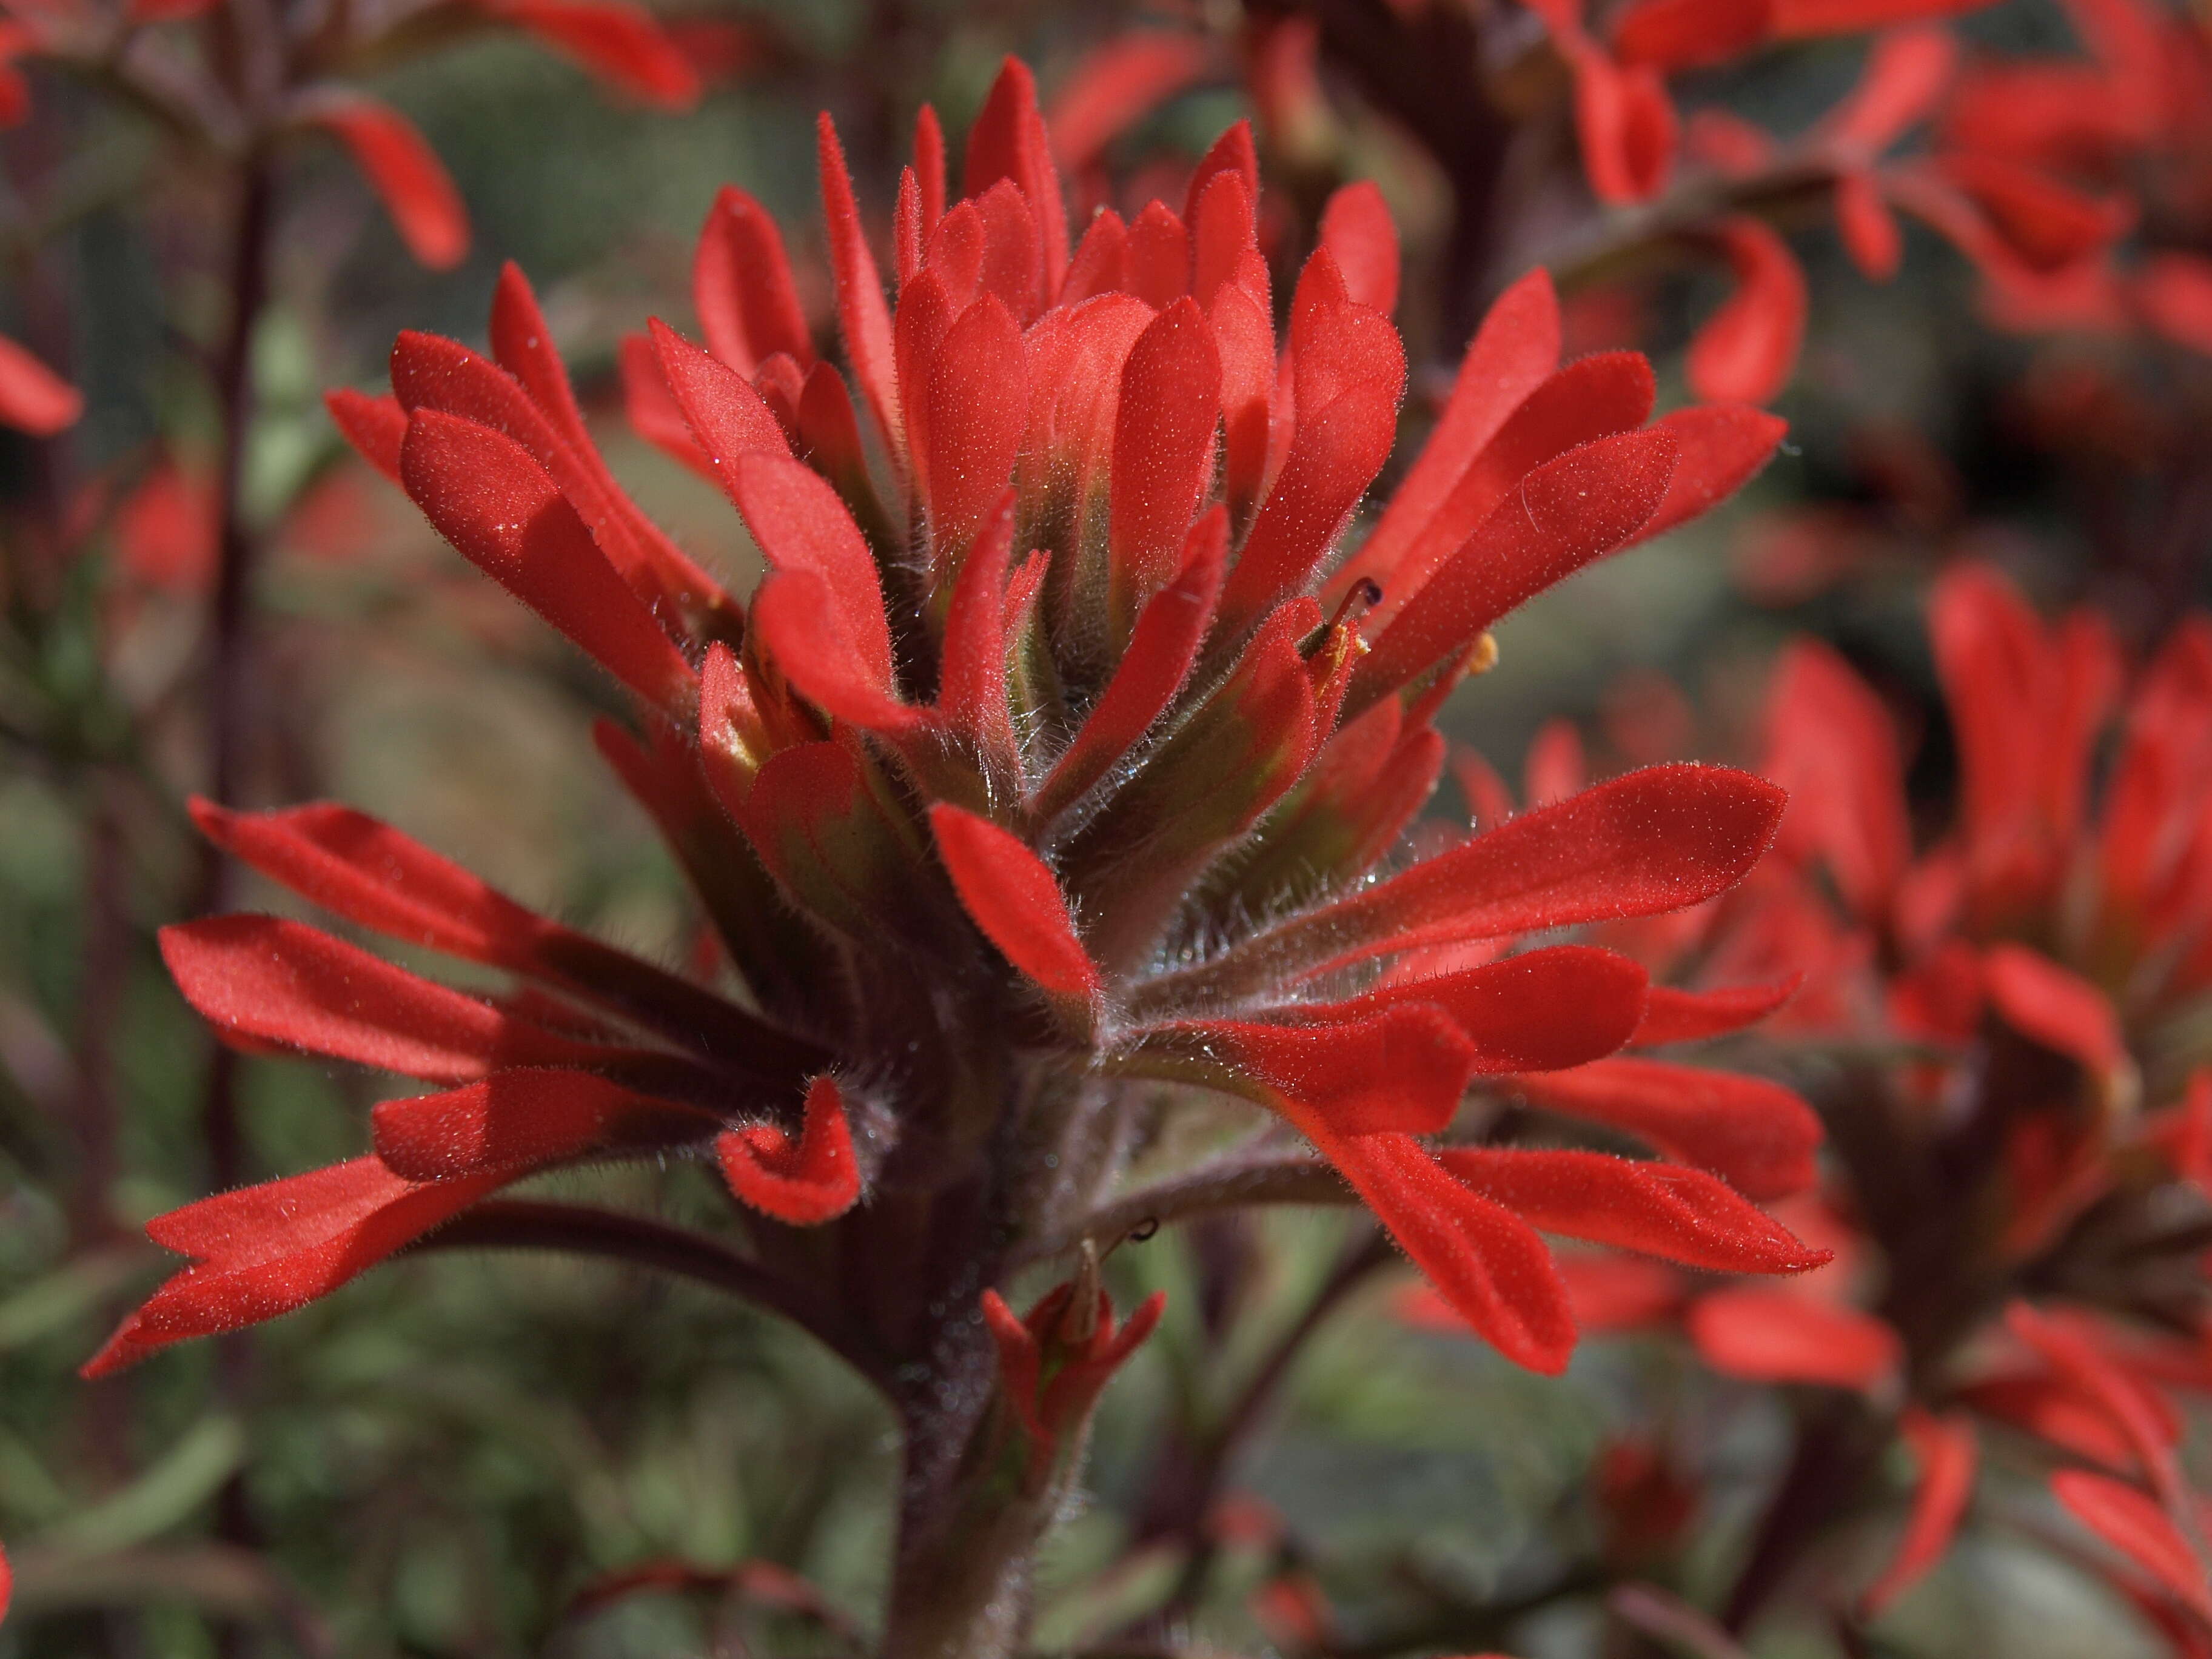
1 0 2208 1652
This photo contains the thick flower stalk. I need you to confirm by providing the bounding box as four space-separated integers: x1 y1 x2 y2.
91 60 1823 1654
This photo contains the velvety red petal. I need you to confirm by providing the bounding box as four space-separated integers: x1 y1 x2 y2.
1318 181 1399 315
649 317 791 489
962 57 1068 299
372 1067 722 1181
726 451 895 688
1152 1005 1478 1138
716 1075 862 1224
1635 977 1801 1045
817 115 902 462
398 410 697 712
1764 637 1912 917
1633 403 1787 543
923 294 1027 564
1687 216 1807 405
1322 1128 1578 1373
1438 1147 1832 1273
1108 297 1221 634
324 387 409 482
692 185 813 377
1334 267 1561 602
1362 352 1657 629
928 804 1102 1000
307 97 469 270
160 915 612 1083
82 1159 503 1376
1308 945 1649 1073
1351 427 1680 712
1509 1057 1822 1200
1688 1286 1901 1388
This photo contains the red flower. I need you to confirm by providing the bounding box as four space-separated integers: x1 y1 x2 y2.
96 60 1816 1399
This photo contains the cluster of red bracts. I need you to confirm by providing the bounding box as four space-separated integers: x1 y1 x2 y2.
1438 563 2212 1638
94 61 1831 1398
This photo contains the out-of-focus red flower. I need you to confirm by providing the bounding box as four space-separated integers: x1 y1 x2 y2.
300 96 471 270
113 457 218 591
0 330 81 436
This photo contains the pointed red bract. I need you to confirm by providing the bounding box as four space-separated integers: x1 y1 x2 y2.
1310 946 1650 1073
1509 1057 1822 1200
1766 639 1912 917
399 411 697 712
307 97 470 270
1157 1005 1478 1138
1108 298 1220 631
325 388 408 481
373 1068 722 1181
1687 217 1808 405
1318 181 1399 315
717 1076 863 1224
1635 978 1801 1045
478 0 699 107
693 186 813 375
929 805 1101 1002
82 1159 504 1377
818 115 902 460
1985 945 2128 1079
1635 404 1787 541
1438 1148 1831 1273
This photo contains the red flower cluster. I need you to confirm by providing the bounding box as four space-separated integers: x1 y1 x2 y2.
1473 564 2212 1640
95 63 1825 1411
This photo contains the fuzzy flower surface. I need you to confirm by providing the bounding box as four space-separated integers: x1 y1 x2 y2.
93 60 1822 1393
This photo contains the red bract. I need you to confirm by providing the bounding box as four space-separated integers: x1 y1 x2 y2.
0 330 81 436
101 66 1826 1641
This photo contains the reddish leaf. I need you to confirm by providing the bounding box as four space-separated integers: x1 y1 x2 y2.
1687 217 1807 405
725 451 894 688
1509 1057 1822 1200
1305 945 1650 1073
1352 427 1680 712
817 115 902 461
1108 298 1220 633
324 387 407 481
2052 1471 2212 1623
1047 32 1213 173
82 1159 504 1376
398 411 696 712
1229 765 1785 987
1128 200 1191 309
692 186 814 375
1362 352 1657 630
1150 1005 1478 1138
1613 0 1772 70
928 804 1101 1001
480 0 699 107
922 295 1027 563
160 916 615 1083
1635 977 1801 1045
1324 1128 1579 1373
1862 1409 1979 1617
373 1068 722 1181
962 57 1068 300
1438 1147 1831 1273
1318 181 1399 315
0 332 81 437
1336 268 1561 601
1688 1287 1902 1387
716 1075 862 1224
306 97 469 270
